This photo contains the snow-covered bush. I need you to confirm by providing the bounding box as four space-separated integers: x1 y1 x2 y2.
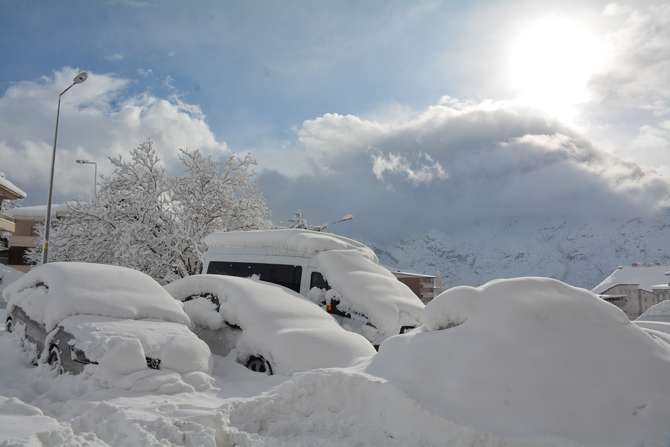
29 141 270 283
367 277 670 447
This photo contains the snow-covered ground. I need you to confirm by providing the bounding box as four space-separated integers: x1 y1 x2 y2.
0 275 669 446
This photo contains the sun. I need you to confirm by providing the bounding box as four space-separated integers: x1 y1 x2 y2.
506 16 606 120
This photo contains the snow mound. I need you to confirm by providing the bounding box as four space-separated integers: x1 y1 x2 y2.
0 395 104 446
165 275 375 374
61 316 211 375
204 228 377 261
368 277 670 447
314 249 424 340
221 369 577 447
635 320 670 337
638 299 670 322
4 262 190 331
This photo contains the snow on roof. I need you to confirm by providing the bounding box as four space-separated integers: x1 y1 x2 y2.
204 229 378 262
4 203 74 220
592 265 670 294
0 175 26 199
3 262 190 331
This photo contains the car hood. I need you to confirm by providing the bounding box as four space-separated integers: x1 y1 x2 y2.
59 315 211 374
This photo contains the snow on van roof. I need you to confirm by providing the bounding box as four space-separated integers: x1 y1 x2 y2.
3 262 190 331
204 229 378 261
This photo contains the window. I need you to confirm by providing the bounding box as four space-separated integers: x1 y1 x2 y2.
207 261 302 293
310 271 330 290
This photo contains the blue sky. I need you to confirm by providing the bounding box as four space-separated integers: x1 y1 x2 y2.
1 0 472 147
1 0 669 240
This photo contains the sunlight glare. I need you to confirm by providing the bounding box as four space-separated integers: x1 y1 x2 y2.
506 16 606 121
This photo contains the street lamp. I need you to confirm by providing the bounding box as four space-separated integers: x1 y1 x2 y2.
42 71 88 264
75 159 97 204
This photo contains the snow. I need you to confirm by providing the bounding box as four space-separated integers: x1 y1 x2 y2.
0 265 23 304
367 277 670 446
165 275 376 374
0 174 26 199
182 298 222 330
635 320 670 336
4 263 190 331
204 228 377 261
4 204 72 220
314 249 424 341
592 264 670 293
0 274 668 446
637 299 670 322
60 316 211 375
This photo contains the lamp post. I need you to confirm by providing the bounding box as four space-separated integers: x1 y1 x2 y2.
42 71 88 264
75 159 97 204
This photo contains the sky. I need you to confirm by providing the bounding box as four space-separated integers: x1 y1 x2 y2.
1 0 669 241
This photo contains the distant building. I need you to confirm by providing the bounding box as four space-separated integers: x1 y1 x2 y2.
4 204 71 268
0 175 27 264
593 265 670 319
392 271 438 303
651 272 670 303
0 175 27 234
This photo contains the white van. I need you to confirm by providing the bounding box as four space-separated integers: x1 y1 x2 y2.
202 229 424 345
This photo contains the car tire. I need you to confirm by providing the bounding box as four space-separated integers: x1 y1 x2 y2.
5 317 13 333
245 355 273 375
47 345 65 375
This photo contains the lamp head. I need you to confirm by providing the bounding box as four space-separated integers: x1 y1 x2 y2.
73 72 88 84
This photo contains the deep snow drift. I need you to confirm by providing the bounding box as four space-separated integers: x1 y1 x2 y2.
367 277 670 446
0 274 669 446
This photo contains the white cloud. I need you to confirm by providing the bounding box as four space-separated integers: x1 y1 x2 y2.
584 2 670 173
260 98 670 240
0 67 227 203
104 53 124 62
371 152 447 184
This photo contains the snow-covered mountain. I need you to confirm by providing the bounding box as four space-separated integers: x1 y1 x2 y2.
372 210 670 290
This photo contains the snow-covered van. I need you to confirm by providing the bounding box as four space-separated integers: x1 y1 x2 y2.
202 229 425 345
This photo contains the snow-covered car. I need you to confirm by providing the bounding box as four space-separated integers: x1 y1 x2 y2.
366 278 670 447
634 300 670 337
164 274 376 375
3 262 211 375
202 229 425 345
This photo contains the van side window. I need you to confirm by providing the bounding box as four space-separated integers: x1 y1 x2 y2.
310 272 330 290
207 261 302 293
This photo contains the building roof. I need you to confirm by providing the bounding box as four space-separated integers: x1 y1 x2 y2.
592 265 670 294
0 175 26 200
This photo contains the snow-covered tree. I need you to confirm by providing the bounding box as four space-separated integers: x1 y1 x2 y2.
29 141 270 282
172 148 269 276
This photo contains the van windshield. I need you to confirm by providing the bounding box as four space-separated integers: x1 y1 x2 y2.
207 261 302 293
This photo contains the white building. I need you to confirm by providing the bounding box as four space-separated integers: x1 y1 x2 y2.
593 265 670 319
